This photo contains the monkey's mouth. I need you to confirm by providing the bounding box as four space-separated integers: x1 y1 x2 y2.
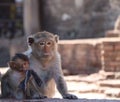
42 53 51 58
43 55 50 58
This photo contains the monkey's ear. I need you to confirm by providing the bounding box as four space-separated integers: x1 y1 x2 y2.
27 36 34 46
55 35 59 43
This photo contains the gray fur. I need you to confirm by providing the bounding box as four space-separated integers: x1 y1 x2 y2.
25 31 78 99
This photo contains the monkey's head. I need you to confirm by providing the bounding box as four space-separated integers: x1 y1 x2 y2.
28 31 59 61
9 53 30 72
9 61 24 72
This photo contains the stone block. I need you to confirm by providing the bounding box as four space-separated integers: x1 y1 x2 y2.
105 30 120 37
0 98 120 102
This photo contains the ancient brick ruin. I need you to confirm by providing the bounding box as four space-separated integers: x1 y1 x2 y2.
58 37 120 75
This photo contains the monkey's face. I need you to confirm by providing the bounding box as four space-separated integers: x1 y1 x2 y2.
9 60 29 72
16 59 29 71
37 39 55 58
9 61 24 72
28 31 59 61
22 61 29 70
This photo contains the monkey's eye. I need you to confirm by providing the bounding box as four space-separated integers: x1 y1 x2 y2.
39 42 45 46
46 41 52 46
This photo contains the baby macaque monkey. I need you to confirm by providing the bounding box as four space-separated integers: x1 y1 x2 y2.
1 53 43 99
9 53 42 92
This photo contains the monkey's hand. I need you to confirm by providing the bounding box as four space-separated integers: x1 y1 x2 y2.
63 93 78 99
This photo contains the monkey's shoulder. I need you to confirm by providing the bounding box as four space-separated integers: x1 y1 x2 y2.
4 69 25 83
2 69 12 79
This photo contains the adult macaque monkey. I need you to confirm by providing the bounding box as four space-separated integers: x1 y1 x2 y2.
26 31 78 99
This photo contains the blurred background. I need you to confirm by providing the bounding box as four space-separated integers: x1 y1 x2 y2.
1 0 120 99
0 0 120 67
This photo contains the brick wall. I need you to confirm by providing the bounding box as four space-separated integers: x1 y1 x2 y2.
59 38 120 75
102 41 120 72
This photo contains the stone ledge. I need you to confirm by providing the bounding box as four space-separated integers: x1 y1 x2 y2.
59 37 120 45
0 98 120 102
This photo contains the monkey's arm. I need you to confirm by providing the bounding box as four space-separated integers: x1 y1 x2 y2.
54 67 78 99
18 70 31 91
30 70 43 87
18 70 43 91
1 77 9 97
1 74 14 98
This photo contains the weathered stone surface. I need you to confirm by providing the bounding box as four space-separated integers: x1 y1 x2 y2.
105 16 120 37
105 88 120 98
102 40 120 72
97 80 120 88
105 30 120 37
59 38 120 74
0 98 120 102
59 40 101 75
